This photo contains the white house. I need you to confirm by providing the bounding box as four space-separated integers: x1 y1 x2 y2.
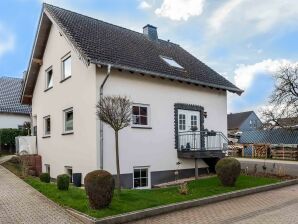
21 4 242 188
0 76 31 129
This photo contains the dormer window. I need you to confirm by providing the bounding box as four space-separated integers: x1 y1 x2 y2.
160 56 184 69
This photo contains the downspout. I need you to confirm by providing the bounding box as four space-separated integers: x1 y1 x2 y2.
99 64 111 169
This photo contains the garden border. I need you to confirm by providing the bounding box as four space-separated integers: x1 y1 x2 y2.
65 179 298 224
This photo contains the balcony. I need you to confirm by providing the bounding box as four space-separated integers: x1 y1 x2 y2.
177 130 227 159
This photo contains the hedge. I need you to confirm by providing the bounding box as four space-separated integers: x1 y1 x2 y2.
0 128 28 146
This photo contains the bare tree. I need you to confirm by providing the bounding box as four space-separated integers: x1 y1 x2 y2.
96 96 132 193
262 64 298 129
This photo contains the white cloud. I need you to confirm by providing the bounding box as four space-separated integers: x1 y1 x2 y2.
155 0 205 21
233 59 292 91
209 0 243 31
138 1 151 9
209 0 298 35
0 24 15 58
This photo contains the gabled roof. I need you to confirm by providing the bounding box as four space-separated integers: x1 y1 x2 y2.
239 129 298 145
0 77 31 115
228 111 254 130
22 3 243 104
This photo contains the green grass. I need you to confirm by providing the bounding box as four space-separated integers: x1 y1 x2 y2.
24 175 280 219
2 159 280 219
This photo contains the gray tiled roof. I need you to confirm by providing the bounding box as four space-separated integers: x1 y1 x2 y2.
228 111 253 130
43 4 242 94
0 77 31 114
239 129 298 144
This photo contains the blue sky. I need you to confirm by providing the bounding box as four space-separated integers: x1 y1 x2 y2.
1 0 298 114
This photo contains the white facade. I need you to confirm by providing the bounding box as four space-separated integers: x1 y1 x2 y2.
0 113 30 129
31 21 228 187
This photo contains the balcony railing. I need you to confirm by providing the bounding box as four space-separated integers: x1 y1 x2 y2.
178 130 228 151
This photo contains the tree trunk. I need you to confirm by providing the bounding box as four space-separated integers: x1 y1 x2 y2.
115 130 121 193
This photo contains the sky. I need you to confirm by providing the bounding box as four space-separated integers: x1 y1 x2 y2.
1 0 298 114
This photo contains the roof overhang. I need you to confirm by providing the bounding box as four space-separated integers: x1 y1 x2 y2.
21 6 52 104
91 59 244 95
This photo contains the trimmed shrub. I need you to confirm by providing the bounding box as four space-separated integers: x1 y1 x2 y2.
40 173 51 183
84 170 115 209
57 174 70 190
215 157 241 187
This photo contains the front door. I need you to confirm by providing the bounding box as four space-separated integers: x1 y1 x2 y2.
178 109 200 150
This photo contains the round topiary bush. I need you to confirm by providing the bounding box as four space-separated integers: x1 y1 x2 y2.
40 172 50 183
215 157 241 187
84 170 115 209
57 174 70 190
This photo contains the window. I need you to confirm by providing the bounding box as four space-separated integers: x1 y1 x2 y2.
45 67 53 89
62 54 71 80
43 116 51 136
249 120 252 127
160 56 184 69
179 114 186 130
133 167 149 188
45 164 50 175
191 115 198 129
63 108 73 133
65 166 73 183
132 104 150 127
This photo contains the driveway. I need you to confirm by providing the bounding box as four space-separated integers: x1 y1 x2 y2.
0 165 82 224
129 184 298 224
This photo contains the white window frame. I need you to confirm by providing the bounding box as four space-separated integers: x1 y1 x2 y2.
65 166 73 183
61 52 71 81
45 66 53 90
131 104 151 128
133 166 150 189
43 116 51 137
45 164 50 175
63 107 74 133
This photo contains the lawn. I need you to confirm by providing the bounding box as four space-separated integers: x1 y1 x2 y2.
2 159 280 219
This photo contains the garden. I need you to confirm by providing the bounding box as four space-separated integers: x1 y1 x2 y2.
2 157 282 219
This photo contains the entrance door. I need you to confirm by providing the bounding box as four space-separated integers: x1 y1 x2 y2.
178 109 200 150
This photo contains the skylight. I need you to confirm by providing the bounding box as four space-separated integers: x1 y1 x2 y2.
160 56 184 69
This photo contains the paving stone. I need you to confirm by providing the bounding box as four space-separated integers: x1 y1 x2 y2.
0 165 82 224
129 184 298 224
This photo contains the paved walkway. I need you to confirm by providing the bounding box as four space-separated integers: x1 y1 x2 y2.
0 165 82 224
130 184 298 224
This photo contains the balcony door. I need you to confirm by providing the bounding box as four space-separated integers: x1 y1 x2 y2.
178 109 201 150
178 109 200 132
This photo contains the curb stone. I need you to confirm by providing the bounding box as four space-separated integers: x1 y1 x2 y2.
66 179 298 224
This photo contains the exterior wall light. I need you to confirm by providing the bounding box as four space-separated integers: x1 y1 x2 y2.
203 111 207 118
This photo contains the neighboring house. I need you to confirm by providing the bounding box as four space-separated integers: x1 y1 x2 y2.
21 4 242 188
228 111 262 134
0 76 31 129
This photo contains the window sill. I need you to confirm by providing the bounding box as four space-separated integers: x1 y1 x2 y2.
42 135 51 138
44 86 53 92
60 76 71 83
131 126 152 129
62 131 74 135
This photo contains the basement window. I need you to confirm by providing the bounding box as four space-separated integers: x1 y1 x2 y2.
133 167 150 189
45 164 50 176
65 166 73 183
160 56 184 69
